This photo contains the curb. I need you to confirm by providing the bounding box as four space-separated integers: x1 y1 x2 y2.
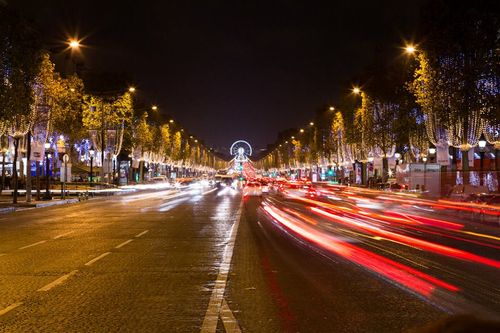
0 198 80 215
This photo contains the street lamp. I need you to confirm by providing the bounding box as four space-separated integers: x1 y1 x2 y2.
89 146 95 185
300 129 304 133
43 142 52 200
151 105 158 111
128 87 136 93
69 39 80 49
309 122 314 126
352 87 361 94
478 134 487 181
329 106 335 111
404 44 416 55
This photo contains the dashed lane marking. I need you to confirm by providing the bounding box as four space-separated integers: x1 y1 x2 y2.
115 239 134 249
200 201 243 333
84 252 111 266
53 231 74 239
135 230 149 238
19 240 47 250
202 188 218 195
220 298 242 333
0 302 23 316
37 270 78 292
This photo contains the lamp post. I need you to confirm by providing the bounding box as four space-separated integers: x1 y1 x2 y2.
89 146 95 186
43 142 52 200
478 134 487 185
62 154 69 199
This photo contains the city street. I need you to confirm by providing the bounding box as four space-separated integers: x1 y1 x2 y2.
1 185 498 332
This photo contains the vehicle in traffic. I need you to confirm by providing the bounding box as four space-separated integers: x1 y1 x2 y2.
243 182 262 197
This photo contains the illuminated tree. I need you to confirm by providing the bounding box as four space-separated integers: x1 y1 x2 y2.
0 8 42 203
410 0 499 171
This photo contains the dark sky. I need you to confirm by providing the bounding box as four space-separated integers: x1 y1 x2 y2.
11 0 425 151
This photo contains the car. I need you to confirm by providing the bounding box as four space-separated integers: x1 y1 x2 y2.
243 182 262 197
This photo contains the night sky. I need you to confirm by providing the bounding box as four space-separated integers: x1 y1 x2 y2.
11 0 426 152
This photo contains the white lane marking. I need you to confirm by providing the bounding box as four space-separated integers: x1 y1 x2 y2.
37 270 78 292
115 239 134 249
220 298 242 333
202 188 218 195
0 302 23 316
53 231 74 239
200 201 243 333
135 230 149 238
84 252 111 266
19 240 47 250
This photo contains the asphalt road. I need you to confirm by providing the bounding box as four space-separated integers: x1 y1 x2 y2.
0 185 499 332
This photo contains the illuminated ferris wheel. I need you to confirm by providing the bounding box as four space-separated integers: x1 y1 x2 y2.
230 140 252 162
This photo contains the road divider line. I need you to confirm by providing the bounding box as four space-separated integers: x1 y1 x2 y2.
135 230 149 238
200 201 243 333
37 270 78 292
19 240 47 250
115 239 134 249
53 231 74 239
0 302 23 316
202 188 218 195
220 298 241 333
85 252 111 266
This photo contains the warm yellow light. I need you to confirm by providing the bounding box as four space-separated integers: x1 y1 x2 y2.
329 106 335 111
352 87 361 94
70 88 75 92
128 87 136 93
194 139 198 143
151 105 158 111
300 129 304 133
69 39 80 49
405 45 416 54
309 122 314 126
169 119 174 123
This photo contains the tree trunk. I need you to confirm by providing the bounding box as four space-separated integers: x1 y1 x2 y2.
25 131 32 202
461 148 470 186
382 156 388 182
495 149 500 193
0 152 5 195
12 137 19 204
139 161 144 183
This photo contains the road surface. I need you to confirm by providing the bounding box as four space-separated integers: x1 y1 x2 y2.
0 184 498 332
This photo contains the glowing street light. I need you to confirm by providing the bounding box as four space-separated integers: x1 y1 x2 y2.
128 87 136 93
169 119 174 123
329 106 335 111
405 44 416 55
352 87 361 94
309 122 314 126
69 39 80 49
300 129 304 133
151 105 158 111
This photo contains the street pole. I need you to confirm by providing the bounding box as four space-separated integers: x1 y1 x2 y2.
43 150 51 200
90 156 94 185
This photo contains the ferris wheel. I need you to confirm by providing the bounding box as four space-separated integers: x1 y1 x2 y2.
230 140 252 162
